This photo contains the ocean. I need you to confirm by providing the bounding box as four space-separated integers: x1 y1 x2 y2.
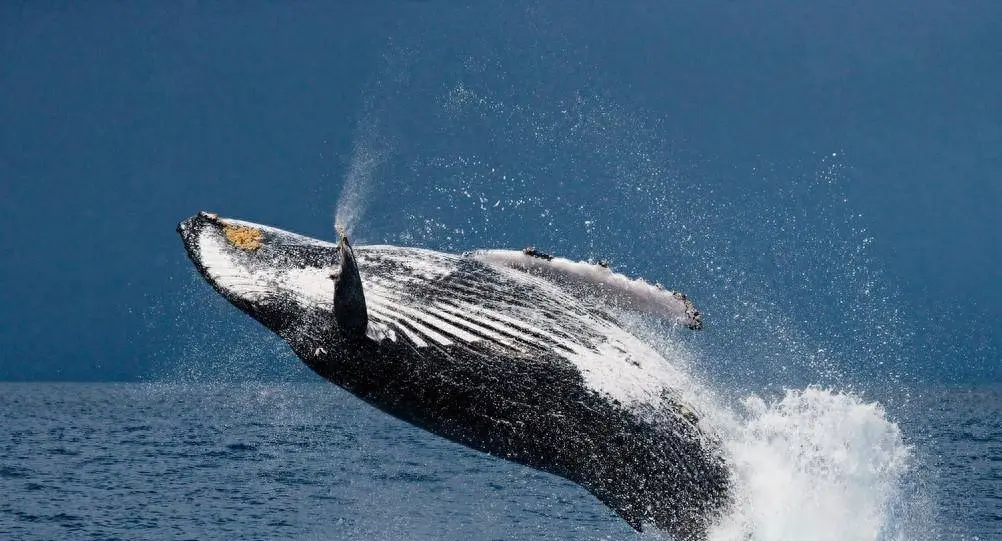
2 382 997 540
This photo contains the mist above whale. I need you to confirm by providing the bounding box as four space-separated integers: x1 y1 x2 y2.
177 211 730 539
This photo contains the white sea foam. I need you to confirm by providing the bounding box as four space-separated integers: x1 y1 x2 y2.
615 314 922 541
707 387 912 541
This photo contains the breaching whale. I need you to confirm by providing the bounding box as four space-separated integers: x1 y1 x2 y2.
177 211 730 539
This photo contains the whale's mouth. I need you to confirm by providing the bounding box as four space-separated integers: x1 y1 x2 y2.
178 212 271 307
177 212 337 333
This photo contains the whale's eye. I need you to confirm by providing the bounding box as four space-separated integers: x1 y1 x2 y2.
224 224 264 251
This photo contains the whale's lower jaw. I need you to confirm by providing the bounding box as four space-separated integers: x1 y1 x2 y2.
178 212 731 539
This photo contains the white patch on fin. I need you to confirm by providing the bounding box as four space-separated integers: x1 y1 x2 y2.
472 249 702 329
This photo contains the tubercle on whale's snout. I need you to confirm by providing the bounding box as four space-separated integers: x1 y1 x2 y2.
177 211 219 247
178 211 268 259
177 211 268 299
177 212 225 277
178 214 208 271
177 212 303 337
177 213 225 297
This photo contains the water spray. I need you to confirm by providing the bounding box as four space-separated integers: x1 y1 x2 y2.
333 119 387 245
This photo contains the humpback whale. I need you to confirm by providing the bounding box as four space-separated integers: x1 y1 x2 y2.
177 212 730 539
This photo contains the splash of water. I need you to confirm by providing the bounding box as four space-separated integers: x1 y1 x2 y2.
613 313 922 541
708 388 911 541
388 76 934 538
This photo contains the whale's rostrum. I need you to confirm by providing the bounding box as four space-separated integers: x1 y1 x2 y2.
177 211 731 540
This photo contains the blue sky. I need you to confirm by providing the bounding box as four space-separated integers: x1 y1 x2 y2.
1 2 998 383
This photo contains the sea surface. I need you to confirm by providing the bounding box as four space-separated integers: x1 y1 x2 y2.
1 382 998 540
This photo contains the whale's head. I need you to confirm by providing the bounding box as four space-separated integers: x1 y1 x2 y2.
177 212 364 354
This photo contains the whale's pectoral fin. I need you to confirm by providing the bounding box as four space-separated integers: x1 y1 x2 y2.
473 249 704 330
333 236 369 337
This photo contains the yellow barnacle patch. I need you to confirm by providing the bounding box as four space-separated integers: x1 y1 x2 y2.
224 225 264 251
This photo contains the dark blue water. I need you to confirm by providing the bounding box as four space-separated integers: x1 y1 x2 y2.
1 382 997 540
1 383 630 540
